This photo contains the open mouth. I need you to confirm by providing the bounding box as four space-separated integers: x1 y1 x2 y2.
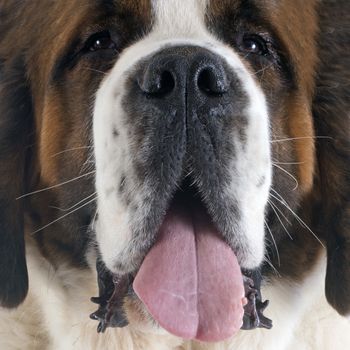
90 182 272 341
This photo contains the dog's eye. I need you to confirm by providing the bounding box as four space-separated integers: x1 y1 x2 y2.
84 31 117 52
239 35 269 56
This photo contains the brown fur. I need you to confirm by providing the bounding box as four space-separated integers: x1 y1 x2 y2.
0 0 349 335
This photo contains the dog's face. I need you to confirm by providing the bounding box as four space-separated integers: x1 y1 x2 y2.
1 0 350 342
94 3 274 274
93 0 317 276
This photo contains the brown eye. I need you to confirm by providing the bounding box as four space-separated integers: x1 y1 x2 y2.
85 31 117 52
240 35 269 56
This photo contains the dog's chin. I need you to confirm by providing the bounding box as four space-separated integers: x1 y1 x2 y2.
110 179 251 276
101 177 265 277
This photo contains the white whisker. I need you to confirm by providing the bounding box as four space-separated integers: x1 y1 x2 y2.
268 198 292 225
91 210 99 231
80 152 95 174
273 163 299 191
269 192 325 248
17 171 96 199
263 256 281 277
31 197 97 235
83 67 107 75
254 62 274 76
271 136 332 143
268 199 293 240
272 160 305 165
50 146 92 158
50 192 97 212
270 188 287 203
264 219 280 267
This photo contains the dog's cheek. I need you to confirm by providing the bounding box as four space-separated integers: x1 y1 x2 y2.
223 52 272 269
93 75 132 271
93 69 156 274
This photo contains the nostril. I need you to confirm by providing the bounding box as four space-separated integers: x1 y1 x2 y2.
139 70 176 98
197 67 228 97
157 71 176 97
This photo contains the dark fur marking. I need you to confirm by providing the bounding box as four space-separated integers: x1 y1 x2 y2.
113 128 119 137
0 58 33 308
119 175 126 194
313 0 350 316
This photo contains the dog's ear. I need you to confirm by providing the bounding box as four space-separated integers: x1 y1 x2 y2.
313 2 350 317
0 59 33 308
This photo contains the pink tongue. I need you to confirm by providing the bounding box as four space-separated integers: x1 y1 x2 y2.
133 201 244 342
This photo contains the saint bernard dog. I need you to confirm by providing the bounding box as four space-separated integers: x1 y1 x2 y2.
0 0 349 349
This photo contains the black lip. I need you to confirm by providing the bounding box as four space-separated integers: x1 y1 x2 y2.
241 270 273 330
90 258 130 333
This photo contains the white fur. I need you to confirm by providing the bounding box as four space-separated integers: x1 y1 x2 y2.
1 241 350 349
3 1 349 349
94 0 271 273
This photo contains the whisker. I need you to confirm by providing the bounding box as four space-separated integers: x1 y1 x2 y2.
83 67 107 75
270 188 287 203
271 136 332 143
272 160 305 165
50 192 97 212
253 62 274 76
268 198 292 225
268 199 293 240
91 210 99 231
184 168 195 178
50 146 92 158
31 197 97 235
269 192 325 248
272 164 299 191
80 152 95 174
264 219 280 267
263 256 281 277
17 171 96 199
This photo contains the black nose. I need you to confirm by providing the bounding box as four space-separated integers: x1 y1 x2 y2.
127 46 246 210
138 46 229 99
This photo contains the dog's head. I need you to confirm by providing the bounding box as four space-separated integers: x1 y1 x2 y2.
0 0 349 341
